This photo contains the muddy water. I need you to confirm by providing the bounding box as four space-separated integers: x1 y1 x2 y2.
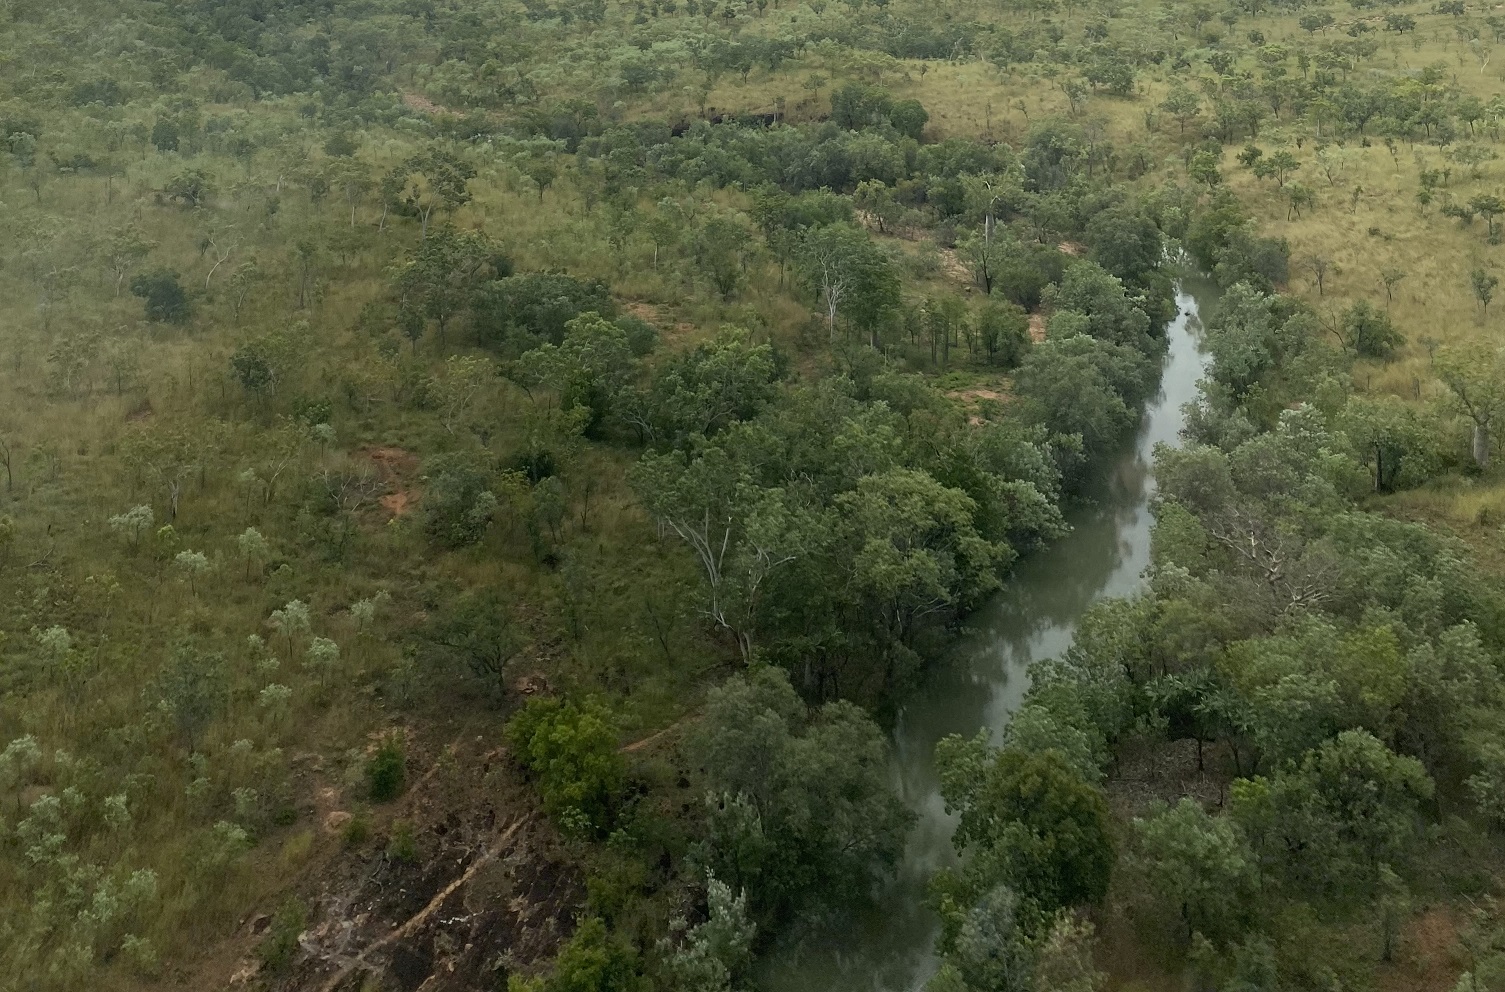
758 281 1215 992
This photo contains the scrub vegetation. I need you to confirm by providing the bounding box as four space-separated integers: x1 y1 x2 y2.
1 0 1504 989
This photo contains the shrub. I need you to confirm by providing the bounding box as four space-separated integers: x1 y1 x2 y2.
423 457 498 548
386 820 418 863
257 898 307 973
129 270 191 324
367 734 406 802
504 696 625 837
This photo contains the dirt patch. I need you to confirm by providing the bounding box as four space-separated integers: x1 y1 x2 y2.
1375 905 1467 992
401 91 455 116
1104 737 1233 819
381 491 418 517
949 388 1007 404
622 300 696 345
938 248 976 288
1028 313 1047 343
365 446 419 478
364 447 420 517
1059 240 1086 256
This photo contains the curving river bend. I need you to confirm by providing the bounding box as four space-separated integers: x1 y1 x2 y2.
759 280 1216 992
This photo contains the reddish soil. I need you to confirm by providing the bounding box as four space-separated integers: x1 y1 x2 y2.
1375 906 1467 992
400 92 453 116
364 446 420 517
622 300 696 345
1028 313 1047 343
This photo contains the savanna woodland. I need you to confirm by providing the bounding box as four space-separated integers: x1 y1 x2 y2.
5 0 1505 988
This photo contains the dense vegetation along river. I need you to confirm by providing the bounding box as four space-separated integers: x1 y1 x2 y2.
759 281 1216 992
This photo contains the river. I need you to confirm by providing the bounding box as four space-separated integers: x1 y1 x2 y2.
758 279 1215 992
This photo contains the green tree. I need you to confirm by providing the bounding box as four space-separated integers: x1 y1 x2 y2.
1161 85 1203 136
1129 799 1257 945
691 217 755 300
129 270 191 324
925 885 1035 992
795 223 900 344
100 224 157 297
544 917 644 992
1014 335 1154 461
505 696 626 837
1436 344 1505 469
423 455 498 547
631 329 777 449
837 469 1011 648
1340 299 1403 359
936 741 1115 915
393 225 498 349
381 148 476 238
1471 267 1499 320
1232 731 1433 898
1469 194 1505 240
660 873 756 992
975 301 1032 368
1341 395 1429 492
686 666 913 927
1189 150 1223 188
511 312 638 436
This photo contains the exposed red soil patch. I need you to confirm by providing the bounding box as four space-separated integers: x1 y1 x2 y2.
1059 240 1087 256
365 446 419 476
380 491 417 516
622 299 697 344
400 91 454 116
1375 905 1467 992
363 446 420 517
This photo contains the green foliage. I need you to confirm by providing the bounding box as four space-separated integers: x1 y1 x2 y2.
129 270 191 324
936 742 1115 919
630 328 777 449
419 587 525 693
511 312 639 435
1340 300 1404 359
659 873 756 992
686 666 913 929
1128 799 1257 946
256 898 308 973
974 301 1032 369
475 273 616 353
925 886 1035 992
386 820 418 863
423 455 499 548
505 696 626 837
367 733 406 802
1014 333 1156 464
544 917 644 992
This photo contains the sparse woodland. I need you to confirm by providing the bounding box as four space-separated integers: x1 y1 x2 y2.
2 0 1505 989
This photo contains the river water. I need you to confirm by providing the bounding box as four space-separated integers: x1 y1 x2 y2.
758 280 1215 992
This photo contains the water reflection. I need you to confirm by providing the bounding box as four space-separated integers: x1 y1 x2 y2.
757 284 1214 992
